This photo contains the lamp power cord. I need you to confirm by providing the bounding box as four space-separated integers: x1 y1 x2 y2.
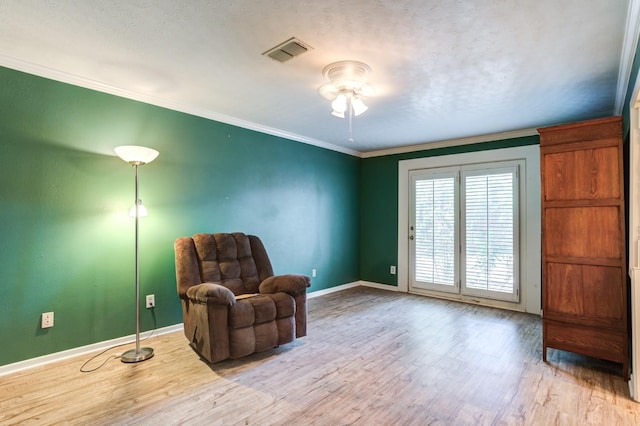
80 309 157 373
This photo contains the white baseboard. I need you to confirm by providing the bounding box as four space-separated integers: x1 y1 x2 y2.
359 281 399 292
308 281 398 298
308 281 361 298
0 323 183 378
2 282 398 377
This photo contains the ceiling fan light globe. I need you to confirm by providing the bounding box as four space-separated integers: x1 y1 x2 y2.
352 98 368 116
331 94 348 113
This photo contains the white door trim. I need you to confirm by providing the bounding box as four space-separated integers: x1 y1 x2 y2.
398 145 541 314
628 73 640 400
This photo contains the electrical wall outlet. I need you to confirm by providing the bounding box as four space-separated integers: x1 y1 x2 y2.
312 268 317 278
41 312 54 328
390 265 397 275
146 294 155 309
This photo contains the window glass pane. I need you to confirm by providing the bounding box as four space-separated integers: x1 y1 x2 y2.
415 177 455 286
464 172 514 293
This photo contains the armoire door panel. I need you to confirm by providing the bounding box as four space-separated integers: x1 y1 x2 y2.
545 263 583 315
543 146 620 201
581 265 624 322
544 206 621 259
545 263 624 327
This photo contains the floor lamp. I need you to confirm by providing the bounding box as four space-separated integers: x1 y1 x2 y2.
114 145 159 363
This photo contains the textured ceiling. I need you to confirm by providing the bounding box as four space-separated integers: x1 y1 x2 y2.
0 0 635 155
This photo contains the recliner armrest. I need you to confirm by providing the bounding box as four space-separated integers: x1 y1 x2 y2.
185 283 236 306
259 274 310 296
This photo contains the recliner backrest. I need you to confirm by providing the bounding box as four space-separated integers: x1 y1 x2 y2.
189 232 274 295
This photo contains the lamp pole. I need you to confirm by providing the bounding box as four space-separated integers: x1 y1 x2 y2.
133 163 142 356
115 145 158 364
121 161 154 362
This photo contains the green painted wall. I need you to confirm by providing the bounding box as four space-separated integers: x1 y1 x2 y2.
359 135 540 285
0 66 360 366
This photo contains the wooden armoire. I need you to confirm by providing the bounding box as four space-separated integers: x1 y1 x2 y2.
538 116 628 378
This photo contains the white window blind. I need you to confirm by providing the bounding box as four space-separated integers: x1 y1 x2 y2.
414 177 456 286
462 166 518 300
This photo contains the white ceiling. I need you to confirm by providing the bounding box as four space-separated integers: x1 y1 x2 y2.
0 0 636 155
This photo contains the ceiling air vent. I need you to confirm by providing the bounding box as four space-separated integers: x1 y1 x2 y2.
263 37 312 63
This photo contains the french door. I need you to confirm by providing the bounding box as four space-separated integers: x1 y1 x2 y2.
409 162 520 302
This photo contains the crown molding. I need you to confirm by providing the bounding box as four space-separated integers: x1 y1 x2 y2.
0 55 361 157
615 0 640 114
361 128 539 158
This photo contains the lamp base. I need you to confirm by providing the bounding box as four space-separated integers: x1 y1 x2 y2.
121 347 154 363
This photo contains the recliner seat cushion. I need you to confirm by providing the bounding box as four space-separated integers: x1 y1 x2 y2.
228 299 256 329
269 292 296 318
247 295 276 325
228 295 287 329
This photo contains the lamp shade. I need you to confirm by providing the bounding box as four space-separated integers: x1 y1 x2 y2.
114 145 159 165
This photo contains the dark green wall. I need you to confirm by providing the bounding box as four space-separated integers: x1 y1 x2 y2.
0 66 360 366
359 135 540 285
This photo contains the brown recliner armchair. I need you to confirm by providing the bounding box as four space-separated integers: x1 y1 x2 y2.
174 232 310 363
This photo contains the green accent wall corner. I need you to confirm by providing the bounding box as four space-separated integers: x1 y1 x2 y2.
0 66 359 366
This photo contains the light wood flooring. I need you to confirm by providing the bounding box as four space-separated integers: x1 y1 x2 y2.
1 286 639 425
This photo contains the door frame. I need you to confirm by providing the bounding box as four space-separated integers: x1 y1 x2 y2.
398 145 541 314
628 66 640 401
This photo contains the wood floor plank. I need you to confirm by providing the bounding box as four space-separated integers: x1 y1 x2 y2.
1 287 639 425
